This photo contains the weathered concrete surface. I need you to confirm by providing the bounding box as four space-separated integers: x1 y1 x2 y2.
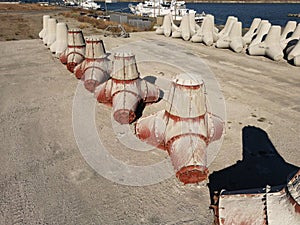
214 169 300 225
1 29 300 225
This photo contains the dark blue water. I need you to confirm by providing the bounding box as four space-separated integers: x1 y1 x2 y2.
102 2 133 13
186 3 300 27
104 2 300 27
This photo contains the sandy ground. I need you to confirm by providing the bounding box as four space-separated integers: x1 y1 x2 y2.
1 7 300 225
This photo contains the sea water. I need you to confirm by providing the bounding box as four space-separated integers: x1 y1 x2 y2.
105 2 300 27
186 3 300 27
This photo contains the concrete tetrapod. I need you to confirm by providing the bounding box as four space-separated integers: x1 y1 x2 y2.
155 13 172 37
60 28 86 73
46 18 57 48
50 22 68 58
280 21 297 49
39 15 50 39
191 14 216 46
74 37 110 93
94 53 160 124
242 18 262 45
135 74 224 184
248 20 271 48
212 170 300 225
42 16 53 45
248 25 284 61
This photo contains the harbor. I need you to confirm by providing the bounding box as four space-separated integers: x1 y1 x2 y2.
62 1 300 27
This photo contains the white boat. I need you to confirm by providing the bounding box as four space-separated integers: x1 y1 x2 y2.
81 0 101 10
128 0 204 21
64 0 78 7
105 0 118 3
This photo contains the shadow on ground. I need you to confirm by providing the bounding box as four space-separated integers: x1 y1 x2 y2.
208 126 299 204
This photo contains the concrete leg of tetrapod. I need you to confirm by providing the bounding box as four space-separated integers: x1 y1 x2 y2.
229 21 244 53
242 18 261 45
163 13 172 37
217 16 237 39
46 18 57 48
288 38 300 61
264 25 284 61
290 23 300 40
39 15 50 39
189 11 197 37
248 20 271 48
293 55 300 66
203 14 216 46
280 21 297 49
181 14 191 41
50 22 68 58
171 21 181 38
